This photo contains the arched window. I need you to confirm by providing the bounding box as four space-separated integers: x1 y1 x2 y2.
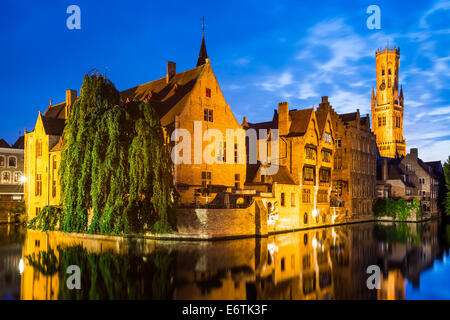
8 156 17 168
304 213 308 225
304 233 308 245
14 172 22 184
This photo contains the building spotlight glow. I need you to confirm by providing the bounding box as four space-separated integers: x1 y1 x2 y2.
20 176 27 183
19 258 24 274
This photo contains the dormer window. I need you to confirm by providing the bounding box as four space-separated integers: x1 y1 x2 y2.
324 132 331 143
205 88 211 98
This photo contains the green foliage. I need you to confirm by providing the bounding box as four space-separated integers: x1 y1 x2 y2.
373 198 420 220
59 73 176 235
444 156 450 216
373 223 420 245
27 206 62 231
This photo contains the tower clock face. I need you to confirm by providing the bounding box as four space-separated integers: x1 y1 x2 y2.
379 82 386 91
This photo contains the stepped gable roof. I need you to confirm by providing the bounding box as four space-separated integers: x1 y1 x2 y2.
12 136 24 149
287 108 314 137
43 102 67 119
0 139 10 148
120 64 206 126
41 116 66 136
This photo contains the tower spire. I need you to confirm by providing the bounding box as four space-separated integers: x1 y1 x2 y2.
197 17 208 67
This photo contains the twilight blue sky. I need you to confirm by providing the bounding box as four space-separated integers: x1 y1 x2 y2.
0 0 449 162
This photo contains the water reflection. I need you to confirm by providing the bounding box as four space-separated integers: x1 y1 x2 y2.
2 220 450 300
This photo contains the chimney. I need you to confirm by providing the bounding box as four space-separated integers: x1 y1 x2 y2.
321 96 328 104
382 158 388 181
166 61 176 83
65 89 77 119
278 102 290 136
410 148 418 159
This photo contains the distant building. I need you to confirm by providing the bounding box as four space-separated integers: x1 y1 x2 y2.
376 148 442 216
0 137 24 202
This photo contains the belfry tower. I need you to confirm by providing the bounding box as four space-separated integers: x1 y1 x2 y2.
371 45 406 158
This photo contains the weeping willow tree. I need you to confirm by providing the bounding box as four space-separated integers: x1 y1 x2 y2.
59 72 176 235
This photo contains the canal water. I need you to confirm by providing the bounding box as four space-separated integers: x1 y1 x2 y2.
1 220 450 300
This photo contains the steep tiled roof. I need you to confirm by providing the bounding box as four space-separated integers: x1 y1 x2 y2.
339 112 358 123
425 161 443 176
43 102 66 119
418 158 438 179
315 110 328 136
12 136 24 149
41 117 66 136
245 163 296 185
287 108 314 137
0 139 10 148
120 64 206 126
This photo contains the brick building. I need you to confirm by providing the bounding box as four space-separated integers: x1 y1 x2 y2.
317 97 377 219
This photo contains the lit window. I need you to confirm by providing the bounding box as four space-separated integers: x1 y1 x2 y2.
305 147 316 160
321 150 331 162
201 171 211 188
203 108 213 122
35 173 42 196
302 189 311 203
14 172 22 184
2 171 11 184
303 167 314 182
0 156 4 167
234 174 240 189
318 190 328 203
36 140 42 158
291 193 295 207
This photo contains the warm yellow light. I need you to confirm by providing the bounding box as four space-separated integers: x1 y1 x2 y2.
19 258 24 274
312 209 318 218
